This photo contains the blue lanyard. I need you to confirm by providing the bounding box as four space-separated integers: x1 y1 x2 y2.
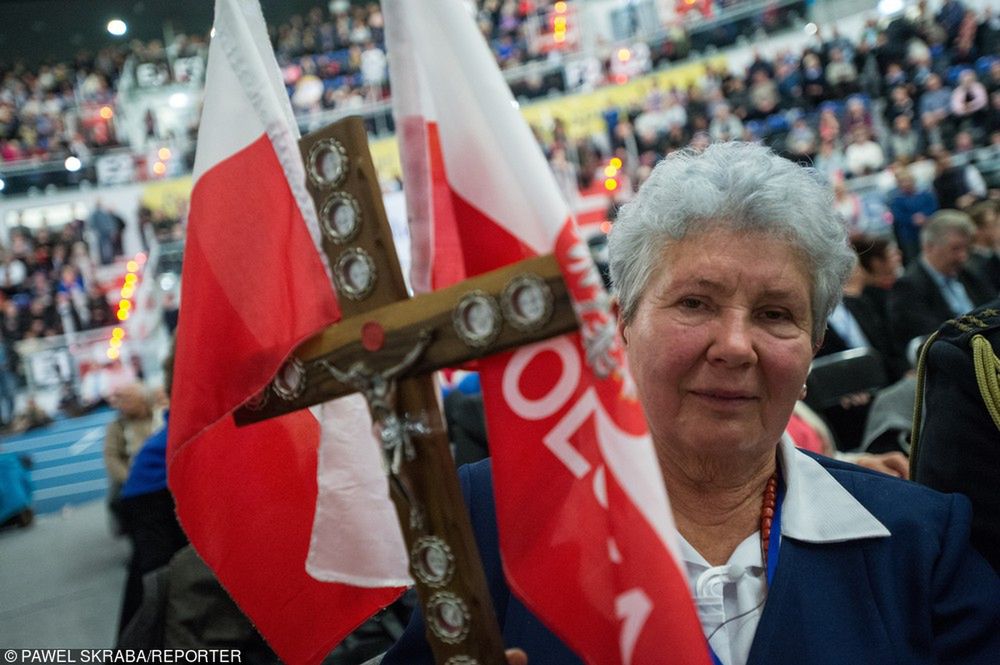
707 474 785 665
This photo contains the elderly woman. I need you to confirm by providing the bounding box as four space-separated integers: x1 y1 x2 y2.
383 143 999 664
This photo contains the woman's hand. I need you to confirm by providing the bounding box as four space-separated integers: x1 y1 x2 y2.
854 451 909 479
506 648 528 665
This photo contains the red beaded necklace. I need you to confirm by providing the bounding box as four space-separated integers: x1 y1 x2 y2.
759 471 779 570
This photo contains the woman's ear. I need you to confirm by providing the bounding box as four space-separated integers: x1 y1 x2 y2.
812 333 825 356
613 298 627 346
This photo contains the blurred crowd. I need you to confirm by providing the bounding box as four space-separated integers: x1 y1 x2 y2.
537 0 1000 206
0 0 780 169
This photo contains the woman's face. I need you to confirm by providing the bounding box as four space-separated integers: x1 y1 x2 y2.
619 228 816 466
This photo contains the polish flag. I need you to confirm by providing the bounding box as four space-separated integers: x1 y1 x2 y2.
384 2 711 664
167 2 408 664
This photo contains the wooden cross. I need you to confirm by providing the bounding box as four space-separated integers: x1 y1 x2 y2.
234 117 580 664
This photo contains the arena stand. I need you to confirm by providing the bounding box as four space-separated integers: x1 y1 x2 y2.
1 0 999 429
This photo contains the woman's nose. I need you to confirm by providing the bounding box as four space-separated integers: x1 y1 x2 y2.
707 311 757 366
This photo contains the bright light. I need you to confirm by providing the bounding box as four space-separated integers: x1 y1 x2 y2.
121 286 135 299
106 347 120 360
109 337 123 349
210 27 216 38
877 0 904 15
510 99 520 110
603 165 618 177
127 260 139 273
124 273 137 285
554 1 567 12
99 106 114 120
804 22 817 35
159 273 177 291
554 31 566 43
0 178 5 192
604 178 618 191
610 157 623 169
152 161 167 176
617 48 631 62
117 310 130 321
107 19 127 36
157 147 172 160
119 300 132 311
599 221 613 234
112 327 125 339
168 92 188 109
136 252 147 264
64 156 82 172
554 16 567 29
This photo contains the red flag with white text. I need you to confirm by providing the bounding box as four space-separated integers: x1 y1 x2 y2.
167 2 408 664
384 1 712 664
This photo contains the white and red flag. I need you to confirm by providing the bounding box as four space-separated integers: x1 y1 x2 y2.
167 2 408 664
384 2 712 663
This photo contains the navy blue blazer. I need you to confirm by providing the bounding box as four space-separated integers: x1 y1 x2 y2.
384 455 1000 664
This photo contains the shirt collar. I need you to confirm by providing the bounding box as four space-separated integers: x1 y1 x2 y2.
778 434 890 542
920 257 952 287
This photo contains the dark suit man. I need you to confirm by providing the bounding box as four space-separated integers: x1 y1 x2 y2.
888 210 996 359
818 294 907 381
965 200 1000 292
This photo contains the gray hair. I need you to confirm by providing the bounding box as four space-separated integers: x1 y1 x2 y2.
921 209 975 247
608 142 856 343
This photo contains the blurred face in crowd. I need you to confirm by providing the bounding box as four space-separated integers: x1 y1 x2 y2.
897 170 916 193
924 231 971 277
868 243 902 289
620 228 815 469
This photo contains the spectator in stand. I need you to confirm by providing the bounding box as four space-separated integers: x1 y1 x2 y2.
785 118 817 160
988 90 1000 138
817 253 907 383
886 115 923 163
708 102 743 143
86 284 116 329
853 234 903 321
0 301 24 342
985 59 1000 95
936 0 968 45
0 249 27 296
88 201 120 265
746 69 779 121
825 47 859 100
965 200 1000 292
888 209 996 356
842 96 874 138
950 10 979 66
844 127 885 178
774 59 802 107
919 73 954 147
833 179 865 236
813 139 847 184
889 167 939 265
816 105 841 144
884 85 916 127
104 383 157 531
800 52 827 107
951 69 989 131
932 148 986 209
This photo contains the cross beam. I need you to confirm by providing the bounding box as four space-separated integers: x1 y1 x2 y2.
234 117 580 664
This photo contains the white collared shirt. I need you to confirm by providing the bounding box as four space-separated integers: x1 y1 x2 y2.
678 435 891 665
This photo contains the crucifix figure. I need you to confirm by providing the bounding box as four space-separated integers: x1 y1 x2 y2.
235 117 581 664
